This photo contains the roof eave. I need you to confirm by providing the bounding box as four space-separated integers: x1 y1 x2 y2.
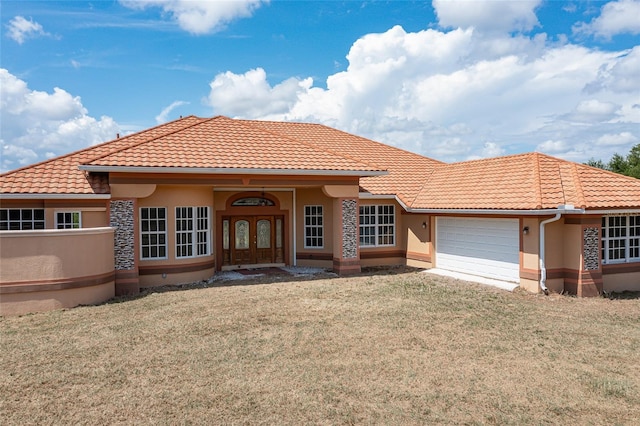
0 193 111 200
78 165 387 177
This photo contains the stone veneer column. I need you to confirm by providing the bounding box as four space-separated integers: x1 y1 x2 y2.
577 225 603 297
110 199 140 295
332 198 361 275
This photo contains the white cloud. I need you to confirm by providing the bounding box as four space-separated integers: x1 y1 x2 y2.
119 0 267 34
156 100 189 124
6 16 51 44
596 132 638 146
573 0 640 39
536 140 569 154
0 69 120 172
207 68 312 118
564 100 619 122
205 20 639 164
433 0 542 33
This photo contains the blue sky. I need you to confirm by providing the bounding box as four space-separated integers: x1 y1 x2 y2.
2 0 639 172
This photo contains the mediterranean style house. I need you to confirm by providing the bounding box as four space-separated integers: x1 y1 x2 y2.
1 115 639 315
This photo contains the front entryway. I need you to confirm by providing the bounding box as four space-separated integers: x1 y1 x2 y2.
222 215 285 267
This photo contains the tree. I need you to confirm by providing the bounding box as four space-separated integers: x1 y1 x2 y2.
584 143 640 179
626 144 640 179
585 158 606 169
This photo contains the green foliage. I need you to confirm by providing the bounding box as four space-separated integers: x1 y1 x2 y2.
584 143 640 179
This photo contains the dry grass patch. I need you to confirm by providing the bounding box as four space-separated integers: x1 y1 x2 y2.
2 268 639 425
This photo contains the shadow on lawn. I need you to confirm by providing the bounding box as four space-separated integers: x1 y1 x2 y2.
103 265 424 306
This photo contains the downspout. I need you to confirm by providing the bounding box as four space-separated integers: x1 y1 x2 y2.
539 213 562 295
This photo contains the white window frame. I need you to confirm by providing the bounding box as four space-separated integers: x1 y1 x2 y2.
140 207 167 260
601 215 640 264
55 211 81 229
176 206 210 258
359 204 395 247
0 208 45 230
304 205 324 248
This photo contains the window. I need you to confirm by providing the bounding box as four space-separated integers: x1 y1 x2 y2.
140 207 167 259
56 211 81 229
0 209 45 230
304 205 324 248
231 197 275 206
602 215 640 264
176 207 210 258
359 205 395 247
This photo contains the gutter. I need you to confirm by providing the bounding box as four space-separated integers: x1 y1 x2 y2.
79 165 387 177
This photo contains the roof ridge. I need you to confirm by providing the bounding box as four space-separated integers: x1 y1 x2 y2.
408 165 440 207
81 115 215 165
532 152 543 209
239 119 386 172
242 119 445 165
570 162 587 209
0 115 204 177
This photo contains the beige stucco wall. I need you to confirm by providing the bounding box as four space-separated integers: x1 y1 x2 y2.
137 185 216 285
521 217 540 271
359 199 405 268
1 282 114 316
0 227 114 282
139 267 216 288
0 227 115 315
295 187 334 268
404 213 431 268
604 272 640 293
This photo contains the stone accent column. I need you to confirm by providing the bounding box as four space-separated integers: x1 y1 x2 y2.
578 225 603 297
110 199 140 295
332 198 361 275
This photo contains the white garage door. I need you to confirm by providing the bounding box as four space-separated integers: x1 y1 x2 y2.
436 217 520 283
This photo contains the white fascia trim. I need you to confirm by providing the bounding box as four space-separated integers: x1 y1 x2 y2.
406 208 585 216
0 193 111 200
79 165 387 177
404 204 585 216
214 188 295 192
586 209 640 215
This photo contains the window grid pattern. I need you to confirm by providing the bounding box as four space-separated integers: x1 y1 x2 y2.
304 205 324 248
140 207 167 259
602 215 640 264
56 212 81 229
176 207 210 258
359 205 395 247
0 209 45 230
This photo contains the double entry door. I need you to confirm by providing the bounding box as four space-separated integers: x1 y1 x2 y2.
223 215 284 266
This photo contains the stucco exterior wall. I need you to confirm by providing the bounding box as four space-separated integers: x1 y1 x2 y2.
295 188 334 268
359 199 405 268
0 227 115 315
604 271 640 293
136 185 216 286
404 213 431 268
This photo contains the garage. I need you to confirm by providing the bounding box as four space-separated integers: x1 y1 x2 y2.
435 217 520 282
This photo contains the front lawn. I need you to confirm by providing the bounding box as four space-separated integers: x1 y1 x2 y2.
1 269 639 424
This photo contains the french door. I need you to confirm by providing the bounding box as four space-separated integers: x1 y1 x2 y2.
224 215 284 266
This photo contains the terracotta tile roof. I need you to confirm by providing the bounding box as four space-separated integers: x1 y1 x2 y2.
0 116 206 195
411 152 640 210
244 120 443 205
1 116 638 212
85 116 383 173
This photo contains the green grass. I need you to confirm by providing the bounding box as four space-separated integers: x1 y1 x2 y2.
1 268 639 425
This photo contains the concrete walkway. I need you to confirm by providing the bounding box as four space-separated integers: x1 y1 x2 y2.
423 268 519 292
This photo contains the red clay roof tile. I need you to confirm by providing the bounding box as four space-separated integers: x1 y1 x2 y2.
1 116 639 211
